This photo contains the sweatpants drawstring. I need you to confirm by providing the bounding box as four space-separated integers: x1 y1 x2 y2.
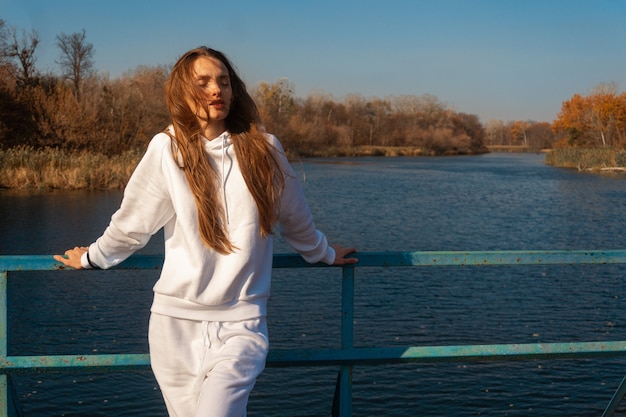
202 321 211 348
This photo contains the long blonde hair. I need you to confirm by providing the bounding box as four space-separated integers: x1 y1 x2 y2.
164 47 284 254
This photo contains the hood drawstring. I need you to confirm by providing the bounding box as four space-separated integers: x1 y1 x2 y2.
221 134 232 225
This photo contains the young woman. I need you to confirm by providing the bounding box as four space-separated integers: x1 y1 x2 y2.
54 46 357 417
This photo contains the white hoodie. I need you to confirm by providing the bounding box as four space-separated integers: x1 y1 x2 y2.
81 130 335 322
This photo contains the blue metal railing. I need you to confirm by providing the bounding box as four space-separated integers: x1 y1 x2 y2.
2 250 626 416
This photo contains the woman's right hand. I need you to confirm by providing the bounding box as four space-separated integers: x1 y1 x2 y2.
331 244 358 265
54 246 88 269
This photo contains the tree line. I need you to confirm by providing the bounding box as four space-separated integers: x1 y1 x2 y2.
2 19 624 158
253 78 490 155
483 84 626 152
0 20 489 157
0 21 171 154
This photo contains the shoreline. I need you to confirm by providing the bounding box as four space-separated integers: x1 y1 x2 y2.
0 145 489 190
2 146 624 190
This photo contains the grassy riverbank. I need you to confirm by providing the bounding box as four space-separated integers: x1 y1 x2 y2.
1 145 469 190
3 146 624 190
289 145 427 158
0 145 428 190
0 146 143 190
545 148 626 172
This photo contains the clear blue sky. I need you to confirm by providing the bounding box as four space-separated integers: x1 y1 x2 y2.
2 0 626 123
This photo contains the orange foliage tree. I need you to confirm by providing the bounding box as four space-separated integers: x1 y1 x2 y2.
553 89 626 148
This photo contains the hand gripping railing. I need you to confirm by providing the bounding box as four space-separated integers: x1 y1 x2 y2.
2 250 626 416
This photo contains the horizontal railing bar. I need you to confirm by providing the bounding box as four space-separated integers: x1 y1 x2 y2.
2 250 626 272
1 354 150 373
4 341 626 373
268 341 626 366
0 255 164 272
274 250 626 267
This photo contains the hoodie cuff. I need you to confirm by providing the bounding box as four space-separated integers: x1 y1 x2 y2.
322 245 336 265
80 252 92 269
81 249 101 269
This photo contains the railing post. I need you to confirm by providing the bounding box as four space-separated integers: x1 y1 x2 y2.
1 270 8 417
0 374 7 417
602 374 626 417
1 270 23 417
337 265 355 417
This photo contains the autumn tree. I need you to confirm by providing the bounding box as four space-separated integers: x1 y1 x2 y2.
0 22 43 148
98 65 170 152
388 95 425 146
342 94 393 146
586 85 626 147
553 86 626 148
510 121 529 146
451 113 486 153
56 29 94 100
525 122 554 149
484 120 508 146
253 78 296 136
364 98 392 145
289 93 352 149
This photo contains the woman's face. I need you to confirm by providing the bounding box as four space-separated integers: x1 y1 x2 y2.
189 56 233 137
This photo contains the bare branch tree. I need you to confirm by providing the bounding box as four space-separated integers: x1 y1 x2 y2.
5 26 39 87
56 29 94 100
0 19 8 63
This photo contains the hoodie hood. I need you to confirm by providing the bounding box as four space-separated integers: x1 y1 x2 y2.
204 130 231 151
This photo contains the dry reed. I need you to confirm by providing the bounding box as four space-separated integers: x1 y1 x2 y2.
545 148 626 171
0 146 143 190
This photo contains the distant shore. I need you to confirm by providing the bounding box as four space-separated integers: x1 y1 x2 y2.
286 145 487 158
1 146 623 190
0 145 490 190
486 145 538 153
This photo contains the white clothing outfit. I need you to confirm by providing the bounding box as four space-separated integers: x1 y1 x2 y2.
149 314 268 417
80 129 335 417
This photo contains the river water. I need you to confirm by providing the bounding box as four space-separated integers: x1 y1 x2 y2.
2 152 626 416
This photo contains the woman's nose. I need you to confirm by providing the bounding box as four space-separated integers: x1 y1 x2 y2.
208 81 221 96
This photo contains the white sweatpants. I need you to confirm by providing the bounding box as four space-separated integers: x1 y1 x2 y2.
148 313 269 417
